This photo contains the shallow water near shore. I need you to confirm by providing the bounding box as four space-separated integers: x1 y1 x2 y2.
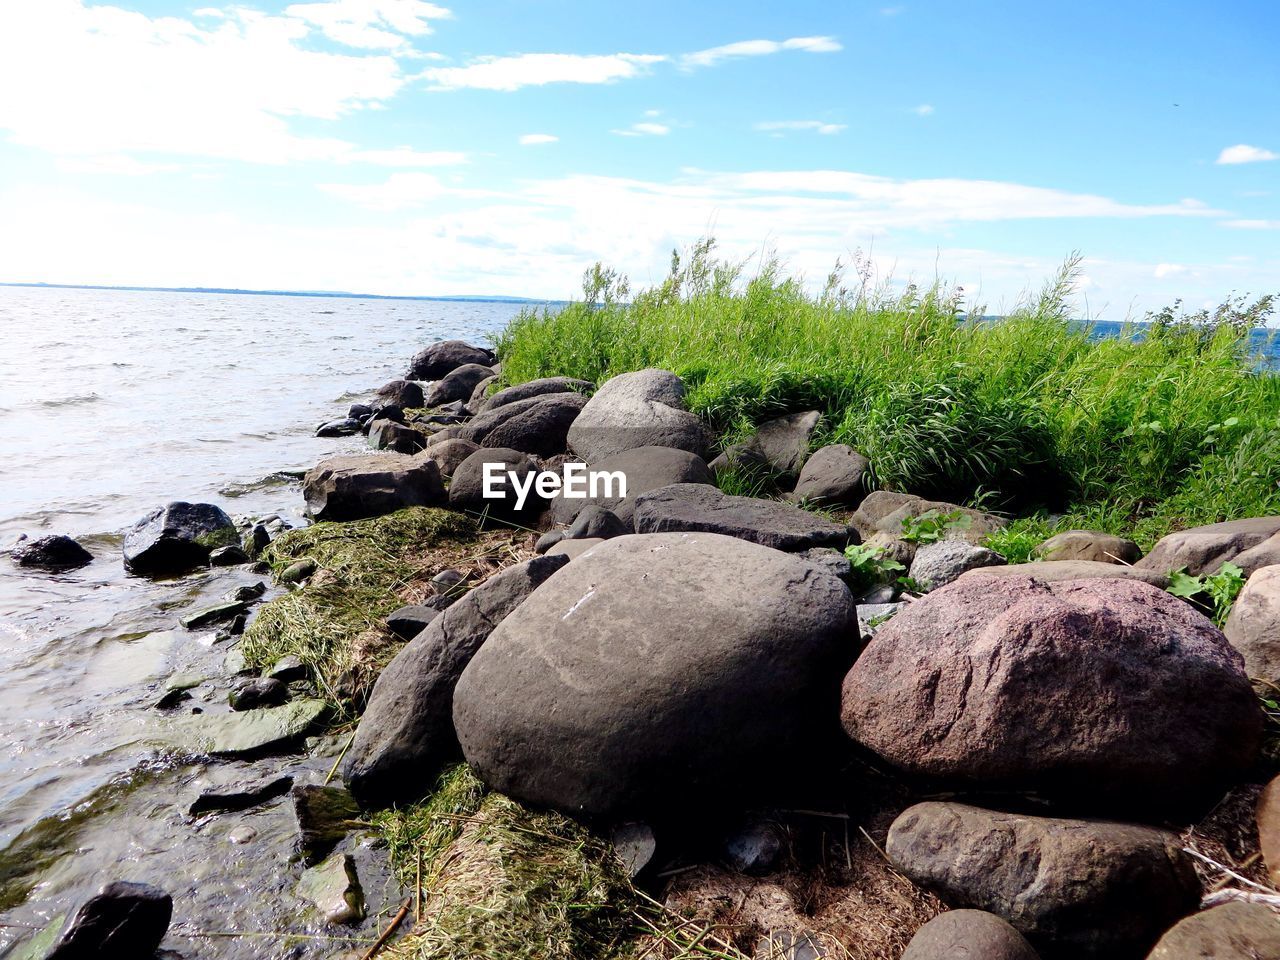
0 287 523 957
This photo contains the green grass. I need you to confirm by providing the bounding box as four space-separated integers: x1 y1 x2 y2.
495 241 1280 545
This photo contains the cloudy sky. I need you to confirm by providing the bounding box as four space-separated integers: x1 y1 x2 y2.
0 1 1276 314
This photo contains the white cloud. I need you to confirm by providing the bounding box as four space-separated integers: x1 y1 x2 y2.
613 122 670 137
422 52 665 91
318 171 450 210
1222 218 1280 230
284 0 451 49
1154 263 1188 278
346 147 467 166
754 120 845 135
519 133 559 145
913 104 935 116
54 154 182 176
1216 144 1279 165
680 36 841 69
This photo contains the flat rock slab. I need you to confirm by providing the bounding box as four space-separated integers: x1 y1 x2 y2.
297 852 365 925
189 773 295 815
956 559 1168 588
634 483 855 552
46 881 172 960
166 699 327 756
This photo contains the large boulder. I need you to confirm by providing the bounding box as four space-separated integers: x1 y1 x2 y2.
47 880 173 960
901 910 1041 960
123 502 237 575
453 533 857 819
464 374 498 415
1224 564 1280 684
343 555 569 809
11 534 92 571
567 368 708 462
842 575 1261 801
375 378 424 409
787 444 871 507
710 410 820 480
480 376 594 413
458 393 588 457
956 559 1169 588
303 453 445 522
887 802 1199 958
1035 529 1142 564
1137 517 1280 577
546 446 715 528
633 483 855 552
1146 902 1280 959
419 437 479 479
1233 530 1280 576
425 363 494 407
908 539 1004 590
448 447 543 523
406 340 494 380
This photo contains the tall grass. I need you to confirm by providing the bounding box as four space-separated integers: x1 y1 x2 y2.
494 241 1280 543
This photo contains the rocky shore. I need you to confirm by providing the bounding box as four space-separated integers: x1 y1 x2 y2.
10 336 1280 959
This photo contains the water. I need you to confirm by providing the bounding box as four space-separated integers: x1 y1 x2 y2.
0 286 525 958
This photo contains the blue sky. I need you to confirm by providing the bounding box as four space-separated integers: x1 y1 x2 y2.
0 1 1276 315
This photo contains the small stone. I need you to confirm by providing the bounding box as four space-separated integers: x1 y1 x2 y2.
224 581 267 604
293 784 362 865
228 825 258 844
267 655 308 683
297 853 366 926
229 677 289 711
611 822 657 878
430 568 467 596
348 402 374 421
316 417 361 437
856 602 903 640
209 544 251 566
190 774 294 815
223 647 250 675
1035 529 1142 565
545 537 604 561
279 558 317 584
724 820 785 874
180 601 247 630
534 530 566 554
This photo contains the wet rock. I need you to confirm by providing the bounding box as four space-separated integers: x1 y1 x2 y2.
229 677 289 711
901 910 1041 960
480 376 594 413
297 852 366 925
47 880 172 960
458 392 588 457
1224 564 1280 684
453 533 856 819
368 402 405 424
710 410 820 481
224 581 267 603
546 537 603 560
888 802 1198 958
1258 773 1280 885
1146 901 1280 959
375 378 425 409
385 603 442 641
11 534 92 571
548 446 715 528
634 483 856 552
228 825 257 845
419 437 479 479
123 501 237 575
347 402 374 422
567 368 709 462
425 363 494 406
908 539 1004 589
293 784 362 864
534 530 566 554
279 557 317 584
344 555 569 809
566 505 628 541
855 601 902 640
244 523 272 558
189 773 294 815
179 601 247 630
316 417 361 437
223 646 250 675
1138 516 1280 577
430 568 467 596
303 452 445 522
406 339 494 380
170 699 327 756
842 575 1260 802
266 655 308 683
368 418 429 454
955 558 1169 587
448 447 543 522
724 820 784 874
209 544 250 566
787 444 871 507
1035 529 1142 564
611 822 657 878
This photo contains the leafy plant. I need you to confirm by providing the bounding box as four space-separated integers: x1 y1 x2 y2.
899 509 972 545
1165 561 1247 626
982 519 1055 564
844 543 906 592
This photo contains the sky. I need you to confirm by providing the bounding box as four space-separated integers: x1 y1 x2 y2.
0 1 1277 316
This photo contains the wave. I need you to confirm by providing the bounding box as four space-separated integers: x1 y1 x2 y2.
35 393 102 409
219 471 305 498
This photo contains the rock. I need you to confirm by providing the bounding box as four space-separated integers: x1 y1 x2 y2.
1233 531 1280 577
244 523 272 558
1258 774 1280 886
908 539 1005 589
458 392 588 457
279 557 317 584
567 368 709 462
369 401 405 424
385 604 443 641
799 547 856 587
266 654 308 683
1147 901 1280 959
347 402 374 422
611 822 656 878
851 491 1005 546
229 677 289 711
453 532 857 819
425 363 494 406
168 699 327 756
724 820 784 874
344 555 569 808
956 559 1169 587
855 602 902 640
634 484 856 552
46 881 172 960
406 339 494 380
888 802 1198 958
1224 564 1280 684
316 417 361 437
303 453 445 522
843 575 1261 802
546 537 603 560
464 374 498 415
448 447 543 522
787 444 871 507
480 376 594 413
179 600 247 629
548 446 715 528
189 773 294 815
1035 529 1142 565
375 378 425 408
900 910 1042 960
368 418 429 454
430 568 467 596
566 506 628 541
711 411 821 482
534 530 566 554
224 582 266 603
419 437 479 479
1138 517 1280 577
209 544 250 566
11 534 92 571
123 501 237 575
293 784 362 864
297 852 366 925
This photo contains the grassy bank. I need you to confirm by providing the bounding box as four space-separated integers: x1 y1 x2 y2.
495 242 1279 545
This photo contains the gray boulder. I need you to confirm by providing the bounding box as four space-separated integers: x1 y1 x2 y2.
565 506 628 541
1146 902 1280 959
908 539 1004 590
1137 516 1280 577
448 447 542 522
458 392 588 457
633 483 856 552
47 881 172 960
788 444 871 507
1224 564 1280 684
303 453 444 522
425 363 494 407
419 437 478 479
406 339 494 380
480 376 594 413
710 410 820 480
567 368 708 462
888 802 1198 958
123 501 237 575
11 534 92 571
1035 529 1142 565
464 374 498 415
343 555 569 809
547 446 715 528
901 910 1041 960
375 378 424 408
1233 530 1280 576
453 532 857 819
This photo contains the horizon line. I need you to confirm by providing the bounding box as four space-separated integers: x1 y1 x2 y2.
0 280 563 305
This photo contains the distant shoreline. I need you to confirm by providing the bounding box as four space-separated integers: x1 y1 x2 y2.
0 281 563 306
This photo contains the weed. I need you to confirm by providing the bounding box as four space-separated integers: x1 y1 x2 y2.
1165 562 1247 626
844 543 906 593
898 509 972 545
